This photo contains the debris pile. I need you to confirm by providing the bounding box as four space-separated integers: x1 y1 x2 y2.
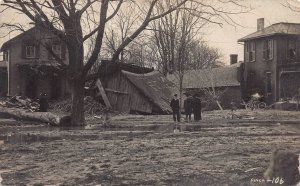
0 96 39 112
49 96 106 116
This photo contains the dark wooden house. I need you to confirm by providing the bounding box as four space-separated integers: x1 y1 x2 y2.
0 26 69 99
238 18 300 104
98 62 173 114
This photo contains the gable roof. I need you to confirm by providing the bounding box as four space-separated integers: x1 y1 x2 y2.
238 22 300 42
122 70 173 113
168 65 240 89
0 27 35 52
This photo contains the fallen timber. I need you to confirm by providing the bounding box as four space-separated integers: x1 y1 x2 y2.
0 106 64 126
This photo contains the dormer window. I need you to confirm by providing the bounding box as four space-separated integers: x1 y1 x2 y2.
246 42 255 62
25 45 36 58
287 39 296 60
263 39 273 60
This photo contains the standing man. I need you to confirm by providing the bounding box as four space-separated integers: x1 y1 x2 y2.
39 93 49 112
184 94 193 122
170 94 180 122
192 94 202 122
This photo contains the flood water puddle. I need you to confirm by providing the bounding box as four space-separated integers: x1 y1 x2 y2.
85 123 201 132
0 133 62 144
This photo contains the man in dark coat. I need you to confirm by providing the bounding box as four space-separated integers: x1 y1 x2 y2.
184 95 193 121
39 93 49 112
170 94 180 122
192 95 202 122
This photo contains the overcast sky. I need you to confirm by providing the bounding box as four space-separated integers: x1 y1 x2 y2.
0 0 300 65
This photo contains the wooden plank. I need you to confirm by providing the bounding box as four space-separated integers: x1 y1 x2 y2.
96 79 111 108
105 88 128 94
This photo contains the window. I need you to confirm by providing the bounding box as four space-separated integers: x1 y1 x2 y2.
266 72 271 94
263 39 273 60
246 42 255 62
287 39 296 60
25 45 36 58
51 44 61 59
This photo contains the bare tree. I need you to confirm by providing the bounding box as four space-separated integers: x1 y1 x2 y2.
199 68 227 110
186 39 223 70
0 0 250 126
283 0 300 11
103 5 139 62
1 0 206 126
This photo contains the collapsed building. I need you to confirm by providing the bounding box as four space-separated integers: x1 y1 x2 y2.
96 61 174 114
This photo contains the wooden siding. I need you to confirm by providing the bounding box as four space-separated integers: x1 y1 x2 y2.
105 72 153 113
3 27 69 98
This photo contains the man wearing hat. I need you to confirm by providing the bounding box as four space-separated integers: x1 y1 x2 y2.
170 94 180 122
192 94 202 122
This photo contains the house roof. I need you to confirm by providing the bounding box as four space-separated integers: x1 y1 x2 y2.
122 70 174 113
238 22 300 42
97 60 154 77
167 65 240 89
0 27 35 52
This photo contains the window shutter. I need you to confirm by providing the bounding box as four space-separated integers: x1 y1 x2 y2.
263 41 267 60
245 43 249 62
245 51 249 62
270 40 273 59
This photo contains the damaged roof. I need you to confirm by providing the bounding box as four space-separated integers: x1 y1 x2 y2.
98 60 153 77
238 22 300 42
122 70 174 113
168 66 240 89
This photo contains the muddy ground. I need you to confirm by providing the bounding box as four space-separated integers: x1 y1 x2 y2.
0 109 300 186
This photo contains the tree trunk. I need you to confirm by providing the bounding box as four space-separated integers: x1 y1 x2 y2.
0 106 62 125
68 44 85 126
66 24 85 126
70 77 85 126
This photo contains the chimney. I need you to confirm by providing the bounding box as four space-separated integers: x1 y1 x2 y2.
230 54 238 65
257 18 264 31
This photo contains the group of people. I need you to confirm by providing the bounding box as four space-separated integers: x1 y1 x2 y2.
170 94 202 122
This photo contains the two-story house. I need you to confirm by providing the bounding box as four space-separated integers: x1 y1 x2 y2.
0 26 70 99
238 18 300 104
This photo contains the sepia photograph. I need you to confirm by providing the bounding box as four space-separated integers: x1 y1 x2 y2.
0 0 299 185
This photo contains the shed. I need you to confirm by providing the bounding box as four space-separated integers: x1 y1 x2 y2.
167 65 243 110
98 61 174 114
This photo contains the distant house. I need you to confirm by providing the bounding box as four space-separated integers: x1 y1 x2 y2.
167 57 243 110
238 18 300 104
98 61 174 114
0 26 69 99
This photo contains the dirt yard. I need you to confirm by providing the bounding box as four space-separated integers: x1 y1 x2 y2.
0 109 300 185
